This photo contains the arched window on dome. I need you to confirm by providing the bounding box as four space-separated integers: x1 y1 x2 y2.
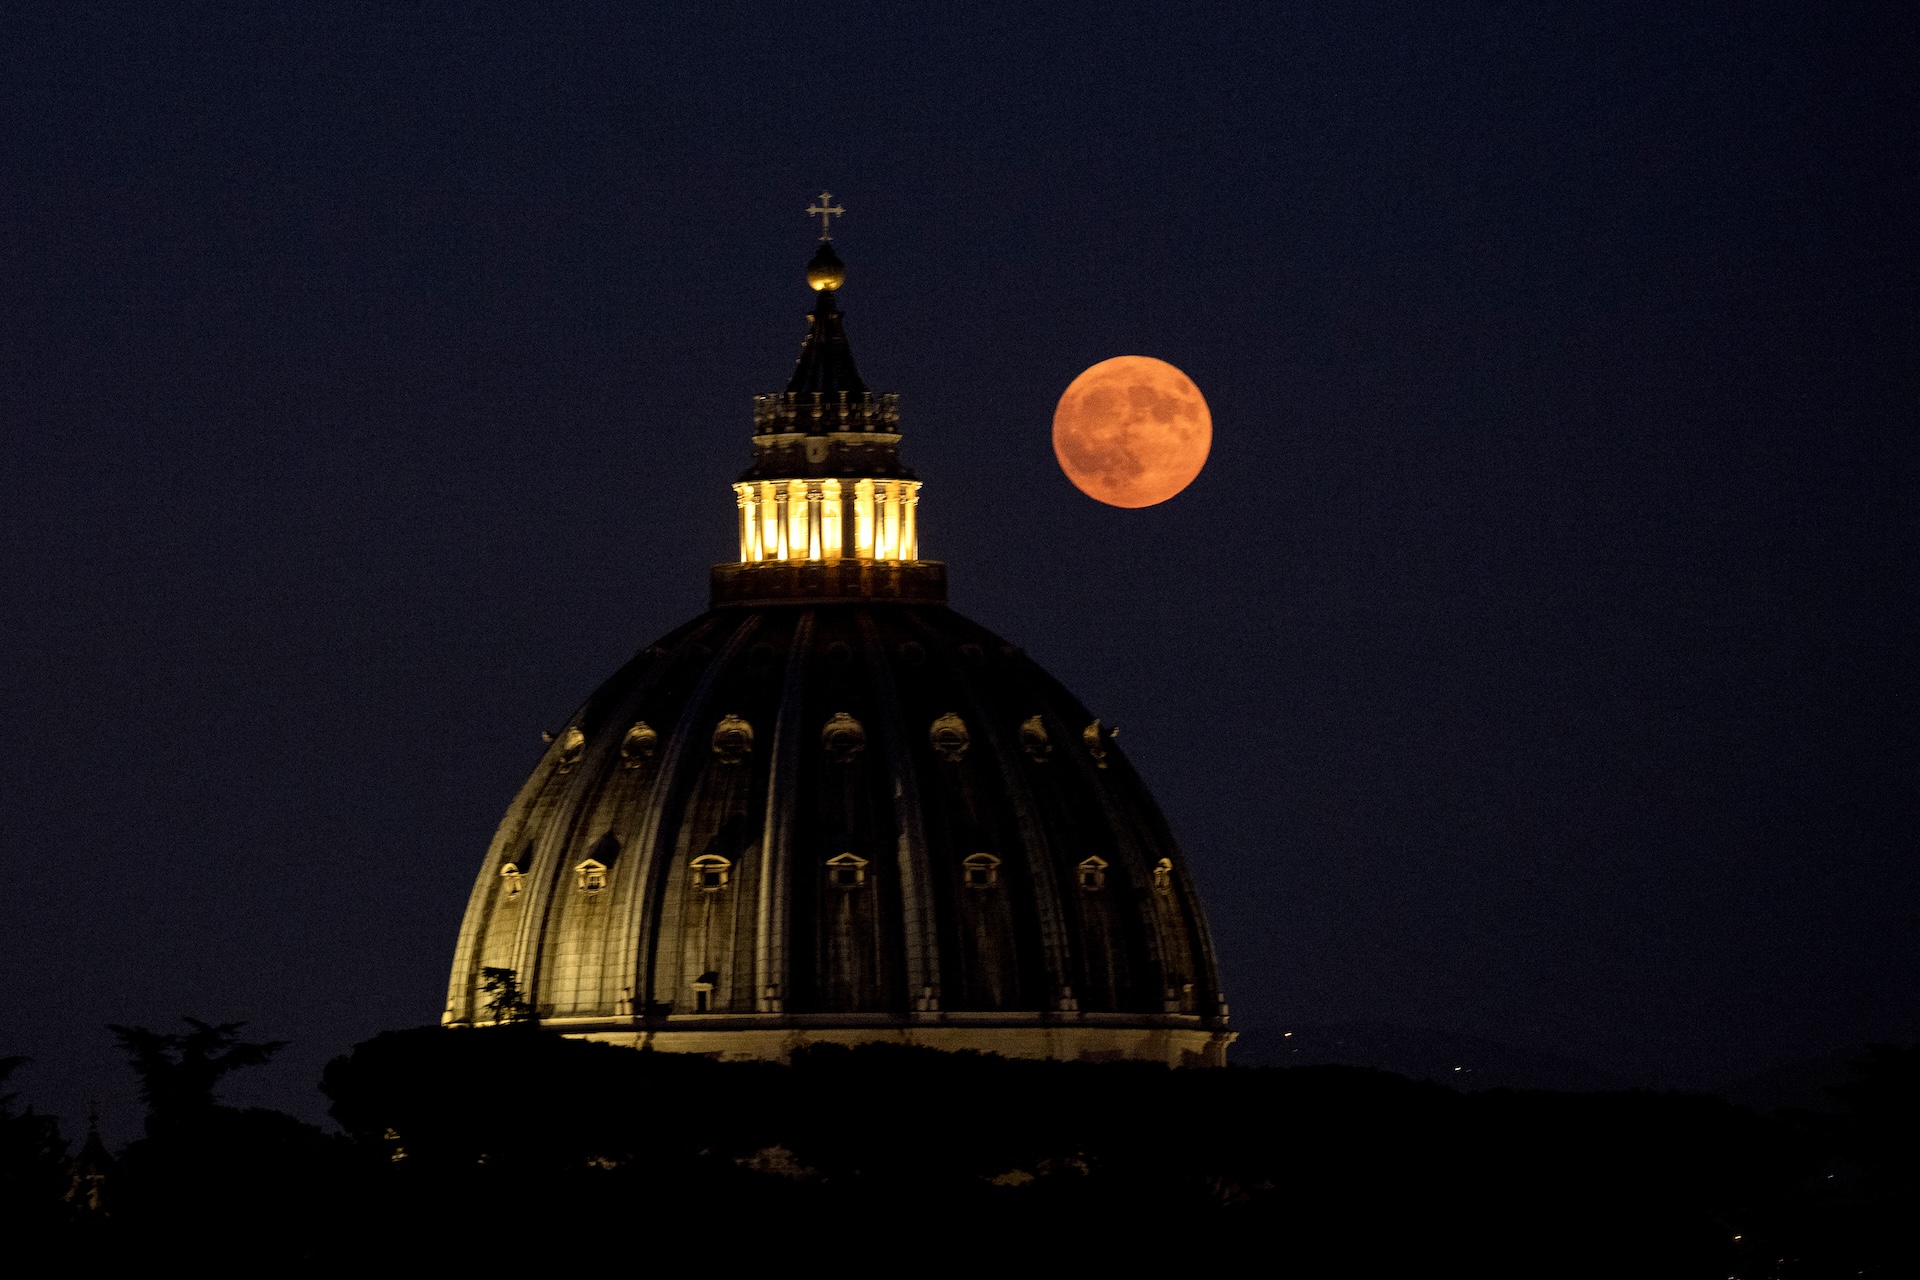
962 852 1001 889
691 854 731 891
575 859 608 894
1152 858 1174 895
499 863 525 899
826 852 868 888
1076 855 1108 891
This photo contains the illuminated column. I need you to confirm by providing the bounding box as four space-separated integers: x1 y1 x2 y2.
759 481 780 562
736 476 923 564
805 482 823 561
854 479 875 558
786 479 808 562
735 484 755 562
902 481 919 561
842 479 858 561
822 479 843 561
880 480 901 562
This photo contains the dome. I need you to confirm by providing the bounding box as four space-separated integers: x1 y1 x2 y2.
444 226 1231 1067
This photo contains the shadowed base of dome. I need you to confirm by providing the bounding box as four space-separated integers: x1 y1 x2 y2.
710 558 946 606
549 1016 1234 1068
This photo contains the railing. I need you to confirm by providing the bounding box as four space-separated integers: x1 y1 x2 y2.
752 390 900 435
710 559 946 607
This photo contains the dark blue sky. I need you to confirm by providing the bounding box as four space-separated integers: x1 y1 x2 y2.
1 2 1913 1132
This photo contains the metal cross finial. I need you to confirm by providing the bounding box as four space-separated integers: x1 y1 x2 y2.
807 191 845 240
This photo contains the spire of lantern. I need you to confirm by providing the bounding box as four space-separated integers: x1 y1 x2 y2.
787 243 866 396
788 196 862 394
745 214 900 444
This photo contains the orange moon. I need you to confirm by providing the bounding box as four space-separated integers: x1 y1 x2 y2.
1052 356 1211 508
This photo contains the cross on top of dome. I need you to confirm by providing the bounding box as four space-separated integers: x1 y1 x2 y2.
806 191 844 240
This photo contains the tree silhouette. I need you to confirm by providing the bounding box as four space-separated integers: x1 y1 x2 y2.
0 1056 69 1235
479 967 533 1025
0 1055 30 1113
107 1019 288 1128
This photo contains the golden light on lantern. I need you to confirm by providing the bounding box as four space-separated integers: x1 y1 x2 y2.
1053 355 1212 508
732 477 920 565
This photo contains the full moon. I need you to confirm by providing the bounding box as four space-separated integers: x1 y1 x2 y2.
1052 356 1212 508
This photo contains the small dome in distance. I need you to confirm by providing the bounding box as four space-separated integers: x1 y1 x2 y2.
806 241 846 291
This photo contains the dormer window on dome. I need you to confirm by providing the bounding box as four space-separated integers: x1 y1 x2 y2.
691 854 731 891
963 852 1002 889
826 852 869 887
575 859 608 894
1077 856 1108 890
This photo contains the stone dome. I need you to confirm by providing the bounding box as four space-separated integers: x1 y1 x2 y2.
444 227 1231 1067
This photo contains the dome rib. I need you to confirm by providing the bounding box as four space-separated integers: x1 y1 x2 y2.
753 609 816 1014
902 609 1077 1011
855 606 945 1012
610 612 765 1020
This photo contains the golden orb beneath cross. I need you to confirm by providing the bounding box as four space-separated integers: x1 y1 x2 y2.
806 242 846 291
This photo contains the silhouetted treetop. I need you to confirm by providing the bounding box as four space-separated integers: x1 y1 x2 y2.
108 1018 288 1125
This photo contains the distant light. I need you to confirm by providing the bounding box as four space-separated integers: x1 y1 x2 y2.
1283 1032 1292 1038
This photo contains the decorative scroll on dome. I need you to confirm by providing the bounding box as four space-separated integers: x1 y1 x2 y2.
821 712 866 763
712 714 754 764
620 721 659 767
1083 719 1112 768
930 712 970 763
1019 715 1052 762
556 726 586 773
1153 857 1174 895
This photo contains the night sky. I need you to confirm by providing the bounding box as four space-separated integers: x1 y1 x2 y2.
2 3 1913 1133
